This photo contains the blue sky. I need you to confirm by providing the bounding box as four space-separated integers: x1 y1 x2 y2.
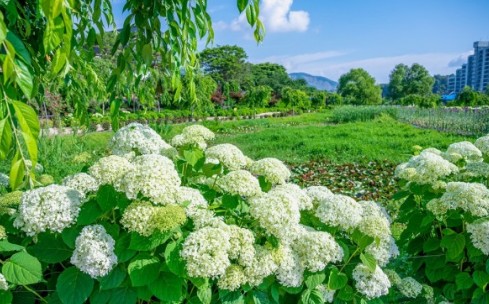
111 0 489 83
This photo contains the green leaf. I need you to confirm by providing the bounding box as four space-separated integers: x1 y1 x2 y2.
43 16 64 52
0 12 6 44
184 149 204 167
300 289 323 304
197 286 212 304
423 238 440 253
99 266 126 290
6 32 31 65
141 43 153 66
149 273 184 302
127 255 160 287
56 267 94 304
0 240 24 252
61 225 82 249
9 153 24 189
13 58 34 98
219 290 244 304
440 233 465 260
360 252 377 272
305 272 326 290
237 0 248 12
128 230 171 251
114 233 136 263
486 259 489 274
328 268 348 290
0 118 12 159
0 290 13 304
250 290 271 304
455 272 474 290
473 271 489 289
77 200 103 225
28 233 72 263
96 184 117 211
221 194 239 209
164 240 186 276
11 100 40 149
337 285 354 301
108 287 137 304
2 251 42 285
351 230 374 249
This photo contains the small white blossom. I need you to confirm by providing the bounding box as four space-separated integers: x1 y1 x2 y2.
120 201 156 236
14 185 83 236
315 194 363 231
353 264 391 299
249 158 291 185
62 173 99 198
174 186 209 219
182 125 215 141
245 245 279 286
475 135 489 155
395 151 458 185
181 227 231 278
228 225 256 267
216 170 261 197
432 182 489 217
464 162 489 178
271 183 313 210
121 154 181 205
89 155 134 188
398 277 423 298
444 141 483 163
275 245 304 288
305 186 334 208
70 225 117 278
0 273 8 291
205 144 248 171
365 236 399 266
171 134 207 150
467 220 489 255
384 269 402 285
0 225 6 240
110 122 174 157
357 201 392 240
172 125 215 150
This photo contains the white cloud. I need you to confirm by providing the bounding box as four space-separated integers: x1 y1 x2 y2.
253 51 473 83
448 50 472 67
217 0 310 33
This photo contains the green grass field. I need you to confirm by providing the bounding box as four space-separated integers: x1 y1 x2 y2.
11 111 472 184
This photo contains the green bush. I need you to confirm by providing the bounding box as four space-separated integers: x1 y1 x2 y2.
331 106 399 123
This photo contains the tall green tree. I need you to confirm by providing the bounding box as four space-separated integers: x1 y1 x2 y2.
0 0 263 189
251 63 293 95
388 63 434 100
337 68 382 105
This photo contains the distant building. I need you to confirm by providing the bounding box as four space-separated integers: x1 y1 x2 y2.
444 41 489 94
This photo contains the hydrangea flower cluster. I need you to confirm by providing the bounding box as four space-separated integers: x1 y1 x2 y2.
14 185 83 236
444 141 483 163
466 220 489 255
397 277 423 298
172 125 215 150
352 264 391 299
0 191 22 216
475 134 489 155
0 273 8 291
249 157 291 185
89 155 134 188
216 170 261 197
109 122 175 157
205 144 248 171
0 225 6 240
62 173 99 198
395 150 458 185
70 225 117 278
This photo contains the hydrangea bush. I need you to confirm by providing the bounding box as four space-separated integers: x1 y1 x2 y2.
0 123 400 304
393 136 489 304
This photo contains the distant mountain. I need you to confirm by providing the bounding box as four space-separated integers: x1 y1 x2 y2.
289 72 338 92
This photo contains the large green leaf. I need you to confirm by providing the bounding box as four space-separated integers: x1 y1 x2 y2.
440 233 465 260
455 272 473 290
473 271 489 289
6 32 31 65
0 290 13 304
9 153 25 189
360 252 377 272
141 43 152 66
108 287 137 304
127 255 160 287
300 289 324 304
2 251 42 285
0 118 12 160
129 230 171 251
149 273 185 302
99 266 126 290
11 100 40 149
164 240 186 276
56 267 94 304
28 233 72 263
328 268 348 290
96 184 117 211
0 240 24 252
305 272 326 290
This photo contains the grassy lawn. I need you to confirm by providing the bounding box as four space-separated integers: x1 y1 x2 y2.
3 111 473 183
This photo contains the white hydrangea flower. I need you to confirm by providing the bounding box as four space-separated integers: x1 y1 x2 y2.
205 144 248 171
467 220 489 255
248 191 301 241
365 236 399 267
171 134 207 150
316 285 335 303
305 186 334 208
395 151 458 185
89 155 134 188
109 122 174 156
384 269 402 285
245 245 279 286
435 182 489 217
228 225 256 267
121 154 181 205
271 183 313 211
357 201 392 240
182 125 215 141
217 265 248 291
174 186 209 218
464 162 489 178
444 141 483 163
62 173 99 199
0 225 6 240
398 277 423 298
422 148 442 155
475 135 489 155
120 201 156 236
293 227 343 272
70 225 117 278
0 173 9 188
181 226 231 278
353 264 391 299
14 185 83 236
216 170 261 197
0 273 8 291
249 158 291 185
275 245 304 288
315 194 363 231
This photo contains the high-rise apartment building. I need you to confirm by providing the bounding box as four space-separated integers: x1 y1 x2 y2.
445 41 489 94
